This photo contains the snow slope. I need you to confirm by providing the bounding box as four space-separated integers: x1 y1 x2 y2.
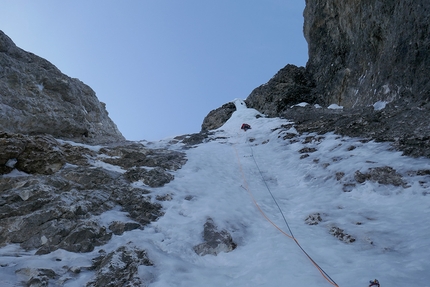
1 99 430 286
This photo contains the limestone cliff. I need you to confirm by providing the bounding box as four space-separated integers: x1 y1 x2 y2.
304 0 430 107
202 0 430 157
0 30 124 144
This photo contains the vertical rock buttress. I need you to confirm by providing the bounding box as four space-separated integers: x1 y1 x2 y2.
304 0 430 108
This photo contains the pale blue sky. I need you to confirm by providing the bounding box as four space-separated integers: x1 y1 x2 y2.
0 1 308 141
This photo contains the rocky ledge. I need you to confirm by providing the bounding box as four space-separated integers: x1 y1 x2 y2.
202 65 430 158
0 132 186 286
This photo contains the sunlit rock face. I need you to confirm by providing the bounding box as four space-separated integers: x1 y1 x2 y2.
0 30 124 144
304 0 430 108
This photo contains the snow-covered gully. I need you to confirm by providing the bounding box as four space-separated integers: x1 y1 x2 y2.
139 100 430 286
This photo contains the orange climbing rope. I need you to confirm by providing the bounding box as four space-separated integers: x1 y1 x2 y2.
233 141 339 287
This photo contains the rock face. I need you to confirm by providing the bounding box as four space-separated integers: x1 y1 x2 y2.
0 30 192 286
245 64 315 117
2 3 430 285
0 132 187 285
201 102 236 131
0 134 187 254
0 133 66 175
0 30 124 144
280 101 430 158
202 1 430 158
304 0 430 108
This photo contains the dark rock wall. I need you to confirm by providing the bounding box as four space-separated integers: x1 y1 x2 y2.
0 31 125 144
304 0 430 107
245 64 315 116
201 0 430 157
201 102 236 131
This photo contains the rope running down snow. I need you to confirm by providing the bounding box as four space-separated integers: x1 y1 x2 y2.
233 135 339 287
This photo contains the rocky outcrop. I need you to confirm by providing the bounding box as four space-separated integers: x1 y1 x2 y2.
354 166 407 187
304 0 430 108
201 102 236 131
100 144 186 171
15 267 58 287
193 218 237 256
0 132 66 175
201 1 430 157
87 244 153 287
245 64 315 116
0 30 193 285
329 226 356 243
0 134 184 254
0 132 187 285
124 167 175 187
279 103 430 158
0 30 124 144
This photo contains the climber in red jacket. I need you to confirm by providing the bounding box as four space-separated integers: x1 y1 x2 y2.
241 123 251 131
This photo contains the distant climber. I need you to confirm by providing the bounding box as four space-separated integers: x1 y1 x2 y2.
241 123 251 131
368 279 380 287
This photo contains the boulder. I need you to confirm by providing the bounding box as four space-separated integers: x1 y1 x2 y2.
194 218 237 256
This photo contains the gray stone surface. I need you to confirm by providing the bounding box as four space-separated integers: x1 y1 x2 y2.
0 133 186 254
202 1 430 157
124 166 174 188
304 0 430 108
0 30 124 144
0 30 186 287
2 2 430 285
279 103 430 158
245 64 315 117
354 166 406 187
193 218 237 256
201 102 236 131
100 144 186 171
87 244 153 287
